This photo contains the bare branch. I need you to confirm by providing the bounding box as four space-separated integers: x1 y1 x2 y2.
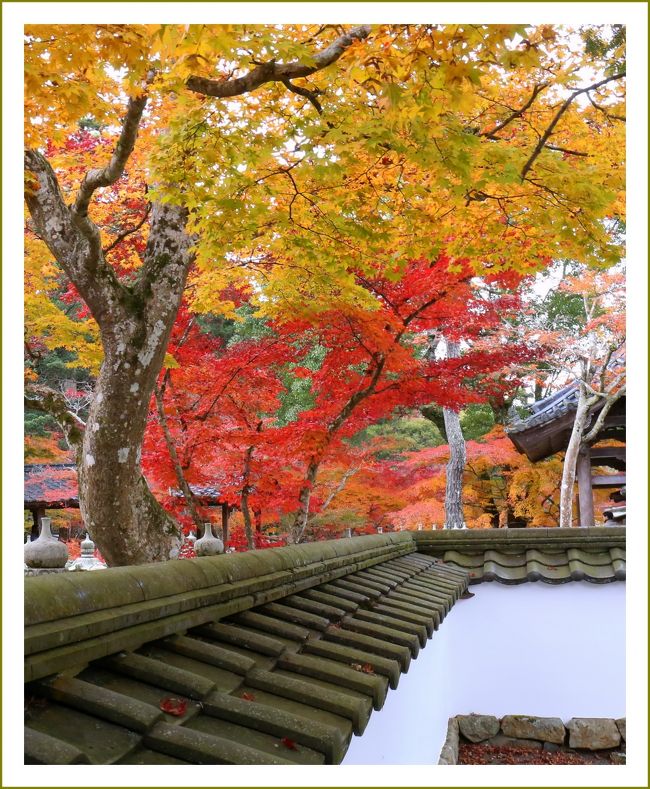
281 78 323 114
25 384 85 449
520 71 625 181
103 201 151 254
583 385 626 444
545 144 589 157
588 93 626 122
480 82 549 139
73 94 148 218
186 25 371 100
319 465 361 513
25 151 131 329
24 149 77 264
155 379 204 533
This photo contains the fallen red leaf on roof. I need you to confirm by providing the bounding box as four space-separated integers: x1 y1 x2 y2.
280 737 298 750
159 697 188 717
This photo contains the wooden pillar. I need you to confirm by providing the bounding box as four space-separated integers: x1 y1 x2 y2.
576 444 595 528
221 504 230 546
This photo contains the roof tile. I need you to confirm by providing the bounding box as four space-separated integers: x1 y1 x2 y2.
30 531 623 765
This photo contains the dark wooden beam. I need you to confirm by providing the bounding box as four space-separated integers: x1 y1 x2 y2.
589 446 626 461
592 473 626 488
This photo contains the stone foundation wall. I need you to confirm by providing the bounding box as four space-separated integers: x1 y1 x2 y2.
438 714 626 764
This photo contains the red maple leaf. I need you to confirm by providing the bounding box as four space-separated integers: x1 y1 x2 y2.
159 697 188 717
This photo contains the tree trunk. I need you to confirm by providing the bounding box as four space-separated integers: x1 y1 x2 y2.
240 445 256 550
221 504 230 547
292 459 320 543
443 405 467 529
240 490 255 550
558 384 591 528
254 509 263 533
26 142 195 565
443 341 467 529
155 382 205 535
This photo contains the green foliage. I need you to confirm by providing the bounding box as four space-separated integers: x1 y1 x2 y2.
35 349 91 388
276 344 326 426
226 306 274 345
582 24 626 74
25 411 57 437
460 405 496 441
195 313 237 345
357 416 444 459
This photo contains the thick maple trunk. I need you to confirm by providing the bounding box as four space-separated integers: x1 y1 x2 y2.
559 384 590 528
25 140 194 565
80 294 186 564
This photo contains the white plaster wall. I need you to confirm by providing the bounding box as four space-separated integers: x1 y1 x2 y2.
342 581 625 764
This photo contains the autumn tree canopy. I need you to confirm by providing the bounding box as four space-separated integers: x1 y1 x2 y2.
24 24 625 565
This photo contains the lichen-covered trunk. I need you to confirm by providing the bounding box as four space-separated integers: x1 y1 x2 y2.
25 142 194 566
77 202 194 565
443 405 467 529
80 330 182 565
559 385 590 529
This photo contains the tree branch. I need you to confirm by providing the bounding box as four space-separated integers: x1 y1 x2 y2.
25 151 130 329
25 384 85 450
520 71 625 181
588 93 626 122
103 201 152 254
480 82 549 139
155 379 205 533
583 385 625 444
73 94 148 218
24 149 78 265
545 144 589 157
186 25 371 100
281 78 323 114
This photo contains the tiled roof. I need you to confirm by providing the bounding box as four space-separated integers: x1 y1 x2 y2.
24 464 225 509
506 386 626 462
24 534 468 765
413 527 626 584
23 529 626 764
506 385 579 435
24 464 79 509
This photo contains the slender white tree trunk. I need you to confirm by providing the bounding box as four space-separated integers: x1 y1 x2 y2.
558 384 590 528
443 341 467 529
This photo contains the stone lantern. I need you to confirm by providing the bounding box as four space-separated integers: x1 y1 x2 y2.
68 534 107 571
24 517 68 575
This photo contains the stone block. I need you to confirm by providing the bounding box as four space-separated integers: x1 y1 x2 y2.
457 714 500 743
438 717 460 764
501 715 565 744
483 734 543 750
567 718 621 750
610 751 626 764
616 717 626 741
